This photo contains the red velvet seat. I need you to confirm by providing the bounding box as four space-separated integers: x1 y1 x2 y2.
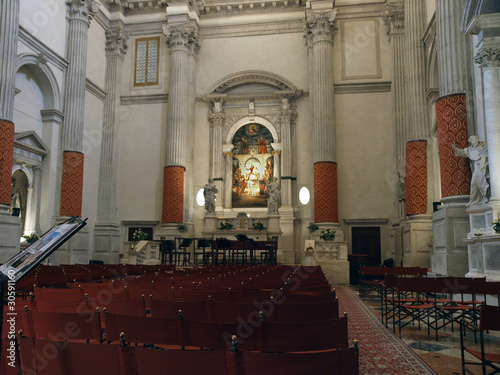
134 347 231 375
34 286 85 301
150 299 208 321
104 312 187 347
242 347 359 375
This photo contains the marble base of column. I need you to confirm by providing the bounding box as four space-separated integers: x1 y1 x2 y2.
50 216 89 265
93 222 121 264
402 214 433 268
0 119 15 205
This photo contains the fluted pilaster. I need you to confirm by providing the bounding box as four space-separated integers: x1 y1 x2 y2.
61 0 99 151
223 146 234 209
436 0 469 96
475 48 500 202
384 3 406 167
0 0 20 122
97 27 128 222
162 23 200 167
404 0 429 140
305 9 338 163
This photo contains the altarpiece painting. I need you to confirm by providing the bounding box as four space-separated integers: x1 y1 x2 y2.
232 124 274 208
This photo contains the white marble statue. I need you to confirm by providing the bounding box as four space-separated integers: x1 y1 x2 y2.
452 135 489 206
267 177 281 215
204 178 218 215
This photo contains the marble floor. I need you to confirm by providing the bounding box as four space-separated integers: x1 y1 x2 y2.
356 287 500 375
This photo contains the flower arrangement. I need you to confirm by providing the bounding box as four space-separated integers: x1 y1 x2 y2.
22 233 39 244
307 223 319 233
132 228 149 242
253 220 265 231
219 220 234 230
320 229 336 241
492 218 500 234
177 224 188 233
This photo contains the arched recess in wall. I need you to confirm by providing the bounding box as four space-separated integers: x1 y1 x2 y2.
204 70 303 210
13 53 60 235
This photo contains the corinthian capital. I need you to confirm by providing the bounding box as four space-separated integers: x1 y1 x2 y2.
66 0 99 25
304 9 338 46
474 47 500 68
383 3 404 40
208 111 226 127
280 108 297 125
162 23 201 54
106 27 129 58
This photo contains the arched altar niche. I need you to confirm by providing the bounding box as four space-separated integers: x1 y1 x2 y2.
232 123 274 208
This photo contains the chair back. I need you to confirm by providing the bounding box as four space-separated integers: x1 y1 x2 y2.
479 304 500 331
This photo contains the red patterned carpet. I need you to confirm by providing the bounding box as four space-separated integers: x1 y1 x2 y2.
335 286 437 375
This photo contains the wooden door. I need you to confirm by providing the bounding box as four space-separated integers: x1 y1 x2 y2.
351 227 381 266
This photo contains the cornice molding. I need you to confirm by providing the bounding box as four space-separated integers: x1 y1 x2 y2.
334 81 391 94
86 78 107 100
121 93 169 105
18 27 69 72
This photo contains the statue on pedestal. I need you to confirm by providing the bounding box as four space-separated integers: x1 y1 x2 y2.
267 177 281 215
204 178 218 215
452 135 489 206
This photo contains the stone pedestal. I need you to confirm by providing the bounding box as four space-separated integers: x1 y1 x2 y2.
431 199 470 276
307 239 349 285
123 240 161 265
464 234 500 281
402 215 433 268
93 222 121 264
0 210 21 263
462 203 500 281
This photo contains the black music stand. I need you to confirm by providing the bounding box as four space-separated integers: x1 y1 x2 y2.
235 234 250 264
160 239 176 265
215 238 231 265
177 238 194 266
195 239 212 266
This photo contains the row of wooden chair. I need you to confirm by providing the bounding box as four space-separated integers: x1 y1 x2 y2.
2 336 359 375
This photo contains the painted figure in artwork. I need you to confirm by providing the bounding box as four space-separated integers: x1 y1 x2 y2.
452 135 489 206
257 136 268 154
267 177 281 214
204 178 218 215
239 137 249 154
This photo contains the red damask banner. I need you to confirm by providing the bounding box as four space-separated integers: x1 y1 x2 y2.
436 94 471 198
406 141 427 215
162 166 184 223
0 120 15 205
314 162 338 223
60 151 84 216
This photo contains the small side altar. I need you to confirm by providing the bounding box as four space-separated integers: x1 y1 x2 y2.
304 238 349 285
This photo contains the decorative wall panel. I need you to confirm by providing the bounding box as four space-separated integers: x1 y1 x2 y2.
405 141 427 215
162 166 184 223
314 162 338 223
0 120 15 205
60 151 84 216
436 94 471 197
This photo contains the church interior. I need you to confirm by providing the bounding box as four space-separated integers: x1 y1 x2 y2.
0 0 499 374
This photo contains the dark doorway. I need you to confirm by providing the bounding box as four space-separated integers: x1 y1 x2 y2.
351 227 381 267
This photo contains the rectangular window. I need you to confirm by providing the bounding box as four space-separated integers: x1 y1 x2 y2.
134 37 160 86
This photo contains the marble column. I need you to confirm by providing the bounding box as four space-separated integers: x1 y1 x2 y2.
59 0 99 217
161 22 200 224
94 27 128 263
208 102 225 210
475 48 500 204
0 0 21 260
223 146 234 209
304 5 339 224
24 166 42 236
384 2 406 219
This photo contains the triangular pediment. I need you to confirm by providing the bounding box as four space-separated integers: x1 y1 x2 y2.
14 131 49 157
